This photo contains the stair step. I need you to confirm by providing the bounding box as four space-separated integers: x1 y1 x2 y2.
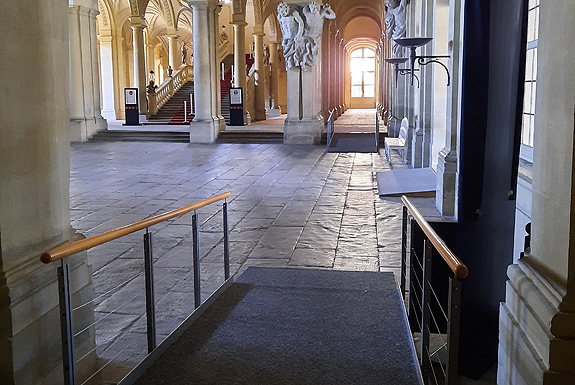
90 130 189 143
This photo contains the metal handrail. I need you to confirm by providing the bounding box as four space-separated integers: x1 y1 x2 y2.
402 195 468 278
43 192 232 385
41 192 230 264
326 109 336 150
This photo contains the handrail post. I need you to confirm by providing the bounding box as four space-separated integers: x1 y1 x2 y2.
143 228 156 353
192 211 201 308
375 110 380 152
58 260 76 385
401 206 408 297
421 239 433 382
446 277 462 384
223 201 230 280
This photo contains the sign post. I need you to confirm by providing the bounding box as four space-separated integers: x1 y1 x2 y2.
228 87 245 126
124 88 140 126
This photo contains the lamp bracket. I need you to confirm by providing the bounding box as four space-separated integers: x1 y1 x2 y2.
416 56 451 86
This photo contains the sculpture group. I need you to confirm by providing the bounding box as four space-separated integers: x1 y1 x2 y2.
277 2 335 70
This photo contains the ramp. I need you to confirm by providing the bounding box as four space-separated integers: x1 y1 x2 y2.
377 168 436 197
132 267 422 385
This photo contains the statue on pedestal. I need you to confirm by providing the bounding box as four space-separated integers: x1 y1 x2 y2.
277 2 336 70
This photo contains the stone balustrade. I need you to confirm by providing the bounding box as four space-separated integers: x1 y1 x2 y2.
148 65 193 115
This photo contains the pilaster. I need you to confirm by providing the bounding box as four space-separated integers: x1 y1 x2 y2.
188 0 223 142
435 0 463 217
0 1 95 383
69 3 107 141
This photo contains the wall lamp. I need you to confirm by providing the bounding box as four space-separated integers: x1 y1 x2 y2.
391 37 450 86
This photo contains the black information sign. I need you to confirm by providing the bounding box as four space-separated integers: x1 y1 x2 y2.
123 88 141 126
229 87 245 126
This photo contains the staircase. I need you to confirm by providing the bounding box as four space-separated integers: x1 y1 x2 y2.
90 130 189 142
147 81 194 125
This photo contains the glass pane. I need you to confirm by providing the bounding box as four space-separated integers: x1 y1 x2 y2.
350 58 363 72
533 49 538 79
528 9 537 42
351 85 362 98
525 49 534 81
533 8 539 40
351 72 363 86
351 49 363 58
363 58 376 71
523 81 533 114
364 85 375 98
521 114 531 145
528 114 535 147
364 48 375 58
364 72 375 86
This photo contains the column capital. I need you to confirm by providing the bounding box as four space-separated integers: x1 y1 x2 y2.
231 21 247 28
129 15 146 29
188 0 218 12
253 24 264 36
231 12 246 24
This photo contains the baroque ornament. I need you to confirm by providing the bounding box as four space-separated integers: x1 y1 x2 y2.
277 2 335 70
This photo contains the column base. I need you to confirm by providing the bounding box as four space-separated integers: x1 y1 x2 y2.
139 114 148 124
70 117 107 142
267 108 281 118
283 118 323 144
498 259 575 384
435 148 458 216
411 128 424 168
101 109 117 122
190 118 220 143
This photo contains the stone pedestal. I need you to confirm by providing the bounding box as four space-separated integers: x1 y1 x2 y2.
284 67 323 144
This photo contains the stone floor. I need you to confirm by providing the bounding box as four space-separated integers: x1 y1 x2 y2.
69 135 413 382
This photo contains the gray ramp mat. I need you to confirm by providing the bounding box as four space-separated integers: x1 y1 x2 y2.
135 267 422 385
377 168 436 197
328 133 378 153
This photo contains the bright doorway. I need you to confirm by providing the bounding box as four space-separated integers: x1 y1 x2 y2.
350 48 376 109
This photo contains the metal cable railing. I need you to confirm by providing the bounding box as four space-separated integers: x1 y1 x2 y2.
401 196 468 385
41 193 232 385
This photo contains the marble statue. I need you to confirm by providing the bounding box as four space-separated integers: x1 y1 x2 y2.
181 43 190 66
385 0 408 57
277 2 305 69
277 2 336 69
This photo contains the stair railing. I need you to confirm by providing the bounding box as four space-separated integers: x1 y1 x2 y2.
326 109 336 151
41 192 231 385
148 65 193 115
401 196 468 385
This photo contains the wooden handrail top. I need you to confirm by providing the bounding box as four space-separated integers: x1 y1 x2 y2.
402 195 468 278
41 192 231 264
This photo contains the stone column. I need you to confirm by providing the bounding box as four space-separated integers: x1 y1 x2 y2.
231 16 250 123
435 0 463 216
252 26 268 121
188 0 222 142
167 32 179 70
0 0 95 383
69 1 107 141
99 34 116 121
498 0 575 383
129 16 148 122
211 3 225 129
268 41 281 117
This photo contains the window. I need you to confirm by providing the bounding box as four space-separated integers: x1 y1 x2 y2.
520 0 539 161
350 48 376 98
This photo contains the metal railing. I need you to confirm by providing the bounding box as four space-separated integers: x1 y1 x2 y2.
401 196 468 385
326 109 336 151
41 193 231 385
